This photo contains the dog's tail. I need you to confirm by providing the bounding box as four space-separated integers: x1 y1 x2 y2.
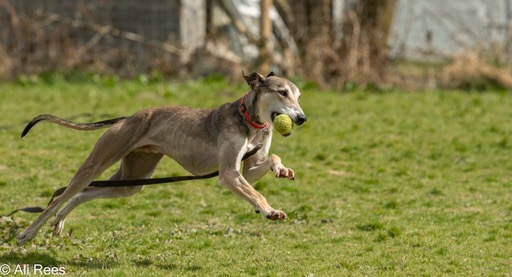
21 114 128 138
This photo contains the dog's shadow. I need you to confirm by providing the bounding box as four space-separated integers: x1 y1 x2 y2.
0 251 62 267
0 250 203 272
0 221 193 272
0 251 123 271
0 222 184 272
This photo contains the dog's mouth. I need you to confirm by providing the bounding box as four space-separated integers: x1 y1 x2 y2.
271 112 280 121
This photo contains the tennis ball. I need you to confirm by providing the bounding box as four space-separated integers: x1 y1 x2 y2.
273 114 294 136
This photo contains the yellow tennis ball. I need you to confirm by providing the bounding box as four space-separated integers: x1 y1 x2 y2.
273 114 294 136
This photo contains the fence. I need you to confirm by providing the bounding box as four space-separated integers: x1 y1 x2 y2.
0 0 204 78
2 0 512 89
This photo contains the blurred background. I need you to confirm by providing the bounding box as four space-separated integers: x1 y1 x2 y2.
1 0 512 90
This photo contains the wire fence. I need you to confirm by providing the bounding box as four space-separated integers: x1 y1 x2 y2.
1 0 512 89
0 0 195 78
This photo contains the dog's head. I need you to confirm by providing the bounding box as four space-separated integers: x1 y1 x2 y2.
243 72 307 135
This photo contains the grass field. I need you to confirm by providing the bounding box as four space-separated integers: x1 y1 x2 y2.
1 76 511 276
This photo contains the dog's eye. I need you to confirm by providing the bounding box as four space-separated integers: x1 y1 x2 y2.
278 90 288 97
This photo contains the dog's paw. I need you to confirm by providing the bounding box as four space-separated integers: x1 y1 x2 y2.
274 167 295 180
16 231 34 246
270 154 295 180
266 210 287 221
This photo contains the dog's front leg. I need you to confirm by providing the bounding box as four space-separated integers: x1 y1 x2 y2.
218 140 286 220
243 153 295 184
219 171 286 220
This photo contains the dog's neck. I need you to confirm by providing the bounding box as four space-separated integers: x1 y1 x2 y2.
240 92 268 129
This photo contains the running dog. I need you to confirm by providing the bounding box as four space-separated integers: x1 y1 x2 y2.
16 72 307 245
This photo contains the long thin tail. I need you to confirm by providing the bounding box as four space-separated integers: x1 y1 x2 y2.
21 114 128 138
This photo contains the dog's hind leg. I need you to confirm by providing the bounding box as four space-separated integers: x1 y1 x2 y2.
51 152 163 236
16 124 142 246
16 160 117 245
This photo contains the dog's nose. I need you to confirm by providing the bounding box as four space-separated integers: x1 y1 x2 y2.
296 114 307 126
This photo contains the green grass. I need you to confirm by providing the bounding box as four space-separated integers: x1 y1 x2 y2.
1 78 511 276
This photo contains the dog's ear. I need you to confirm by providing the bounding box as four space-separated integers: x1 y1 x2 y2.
266 72 275 77
242 71 265 90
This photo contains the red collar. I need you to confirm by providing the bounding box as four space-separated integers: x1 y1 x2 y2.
240 94 269 129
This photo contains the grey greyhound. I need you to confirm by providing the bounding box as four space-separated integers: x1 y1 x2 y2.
16 72 307 245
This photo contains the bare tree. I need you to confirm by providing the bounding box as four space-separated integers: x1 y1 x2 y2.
344 0 396 81
281 0 396 88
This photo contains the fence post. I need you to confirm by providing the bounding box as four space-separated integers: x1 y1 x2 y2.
260 0 272 74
